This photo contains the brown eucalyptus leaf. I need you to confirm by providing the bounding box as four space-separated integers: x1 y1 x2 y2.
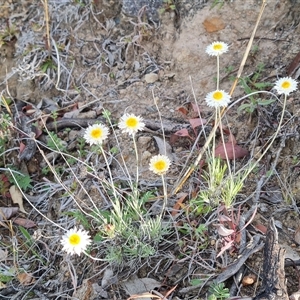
176 106 188 116
217 224 235 236
12 218 36 228
191 102 202 113
173 128 193 139
215 142 249 160
189 117 206 130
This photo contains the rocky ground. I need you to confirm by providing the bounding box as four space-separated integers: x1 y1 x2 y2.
1 0 300 299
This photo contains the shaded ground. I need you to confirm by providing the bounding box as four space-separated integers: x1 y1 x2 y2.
1 0 300 299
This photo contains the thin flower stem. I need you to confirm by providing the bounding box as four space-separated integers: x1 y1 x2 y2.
217 54 220 90
160 174 168 217
212 107 217 156
100 146 127 227
152 90 167 155
100 146 118 202
241 94 287 182
217 107 232 178
132 135 139 192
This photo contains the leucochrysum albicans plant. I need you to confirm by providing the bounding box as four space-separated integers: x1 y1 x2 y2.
194 41 240 208
189 41 298 209
57 111 171 262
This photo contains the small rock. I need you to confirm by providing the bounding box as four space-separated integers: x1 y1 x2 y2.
141 150 152 163
69 129 83 141
78 111 97 119
138 136 152 147
133 61 140 71
145 73 158 83
16 80 35 102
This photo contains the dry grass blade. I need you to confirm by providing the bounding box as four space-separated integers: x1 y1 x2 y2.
127 293 161 299
172 0 268 195
42 0 51 58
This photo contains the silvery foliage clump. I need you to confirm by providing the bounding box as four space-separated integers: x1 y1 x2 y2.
12 0 91 90
122 0 163 23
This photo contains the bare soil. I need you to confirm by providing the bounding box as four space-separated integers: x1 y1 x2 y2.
1 0 300 299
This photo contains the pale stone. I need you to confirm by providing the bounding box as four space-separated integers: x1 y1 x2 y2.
145 73 158 83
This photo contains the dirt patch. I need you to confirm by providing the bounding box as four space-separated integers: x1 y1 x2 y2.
1 0 300 299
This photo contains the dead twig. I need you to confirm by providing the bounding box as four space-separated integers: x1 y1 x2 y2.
253 218 288 300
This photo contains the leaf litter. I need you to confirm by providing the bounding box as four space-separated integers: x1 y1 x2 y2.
0 0 300 299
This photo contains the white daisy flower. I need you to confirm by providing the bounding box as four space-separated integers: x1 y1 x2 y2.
149 154 171 175
83 123 109 145
118 113 145 135
205 90 231 107
206 41 229 56
274 77 298 96
60 227 92 256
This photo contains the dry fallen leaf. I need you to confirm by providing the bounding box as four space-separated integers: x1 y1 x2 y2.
9 185 27 214
215 133 249 160
12 218 36 228
176 106 188 116
253 222 267 234
18 272 35 286
121 275 161 300
215 142 249 160
217 224 235 237
172 128 193 139
189 117 206 130
203 16 225 33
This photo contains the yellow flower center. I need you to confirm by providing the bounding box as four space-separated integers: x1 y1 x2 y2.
213 44 223 51
126 117 138 128
91 128 103 139
281 81 291 89
69 233 81 246
213 91 223 101
154 160 166 171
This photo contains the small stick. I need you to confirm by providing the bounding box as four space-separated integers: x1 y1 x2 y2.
42 0 51 58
